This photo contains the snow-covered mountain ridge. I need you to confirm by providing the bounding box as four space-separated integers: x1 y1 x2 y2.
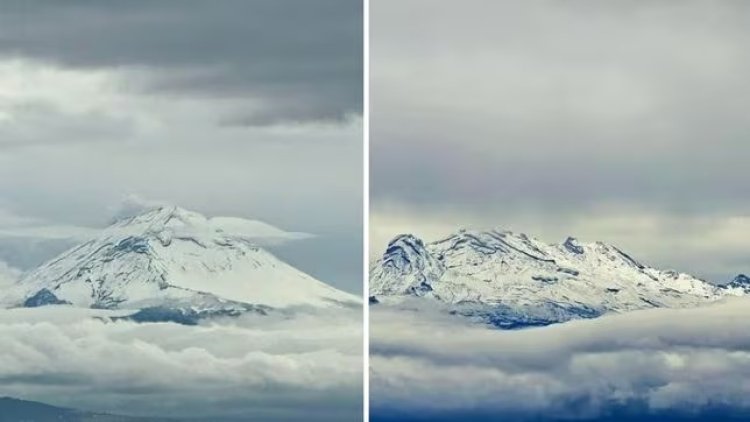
370 229 746 328
0 206 359 321
727 274 750 292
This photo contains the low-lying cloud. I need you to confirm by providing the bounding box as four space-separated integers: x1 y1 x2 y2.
0 307 363 421
370 299 750 420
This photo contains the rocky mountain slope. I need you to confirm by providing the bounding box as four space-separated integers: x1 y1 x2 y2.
370 229 745 328
0 206 359 322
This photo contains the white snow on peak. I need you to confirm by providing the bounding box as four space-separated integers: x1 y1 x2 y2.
370 228 744 325
1 206 358 312
107 205 312 245
725 273 750 293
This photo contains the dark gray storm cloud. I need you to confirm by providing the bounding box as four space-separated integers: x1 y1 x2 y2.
0 0 362 125
371 0 750 282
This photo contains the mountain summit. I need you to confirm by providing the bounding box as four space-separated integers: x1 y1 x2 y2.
1 206 359 318
727 274 750 292
370 229 744 328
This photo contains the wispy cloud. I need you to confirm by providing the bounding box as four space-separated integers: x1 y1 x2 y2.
0 261 20 288
0 207 98 241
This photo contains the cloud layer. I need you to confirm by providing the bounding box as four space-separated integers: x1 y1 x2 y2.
0 0 362 125
0 307 362 421
370 299 750 420
0 262 19 289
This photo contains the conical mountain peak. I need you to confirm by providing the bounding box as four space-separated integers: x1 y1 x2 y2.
104 205 309 246
3 205 357 314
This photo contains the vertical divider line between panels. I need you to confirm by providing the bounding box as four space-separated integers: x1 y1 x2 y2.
362 0 371 420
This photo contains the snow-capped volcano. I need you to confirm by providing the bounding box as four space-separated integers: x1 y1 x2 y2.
370 229 744 328
1 206 359 315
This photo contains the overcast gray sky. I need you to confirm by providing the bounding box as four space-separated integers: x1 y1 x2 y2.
371 0 750 284
0 0 363 293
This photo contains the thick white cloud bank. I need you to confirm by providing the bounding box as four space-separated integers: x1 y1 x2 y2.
370 299 750 420
0 307 363 421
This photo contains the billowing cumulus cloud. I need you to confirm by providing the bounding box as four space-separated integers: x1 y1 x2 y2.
370 0 750 283
370 298 750 420
0 307 362 421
